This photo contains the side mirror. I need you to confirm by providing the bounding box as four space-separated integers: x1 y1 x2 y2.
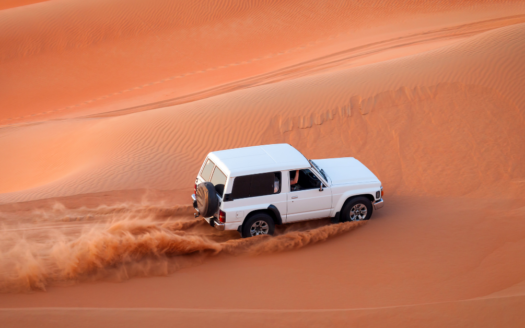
319 184 324 192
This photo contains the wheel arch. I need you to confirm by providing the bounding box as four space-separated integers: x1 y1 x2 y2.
242 206 282 231
335 193 375 215
267 205 283 225
333 194 375 223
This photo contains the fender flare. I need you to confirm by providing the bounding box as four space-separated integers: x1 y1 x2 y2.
332 190 376 216
267 205 283 225
240 205 283 233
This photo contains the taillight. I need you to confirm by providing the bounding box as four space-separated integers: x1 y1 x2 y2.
194 183 197 194
381 187 384 197
219 210 226 223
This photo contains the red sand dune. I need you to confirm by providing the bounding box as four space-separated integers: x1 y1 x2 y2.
1 0 525 327
0 0 47 10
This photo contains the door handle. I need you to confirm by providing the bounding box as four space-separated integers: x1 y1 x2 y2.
291 196 298 199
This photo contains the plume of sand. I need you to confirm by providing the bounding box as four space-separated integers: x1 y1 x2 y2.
0 203 365 292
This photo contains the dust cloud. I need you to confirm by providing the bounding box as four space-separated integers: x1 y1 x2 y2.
0 202 364 292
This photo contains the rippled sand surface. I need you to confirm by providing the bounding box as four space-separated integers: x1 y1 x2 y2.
1 1 525 327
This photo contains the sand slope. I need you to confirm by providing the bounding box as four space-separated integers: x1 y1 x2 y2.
2 294 525 328
1 20 525 202
2 1 524 124
1 1 525 327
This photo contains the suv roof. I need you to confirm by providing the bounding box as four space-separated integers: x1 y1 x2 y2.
208 144 310 177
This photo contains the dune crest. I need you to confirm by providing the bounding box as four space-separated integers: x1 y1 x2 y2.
1 1 524 124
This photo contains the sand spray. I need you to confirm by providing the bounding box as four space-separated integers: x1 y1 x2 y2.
0 202 364 292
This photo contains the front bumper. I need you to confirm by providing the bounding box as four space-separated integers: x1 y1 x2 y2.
373 198 384 210
191 194 225 231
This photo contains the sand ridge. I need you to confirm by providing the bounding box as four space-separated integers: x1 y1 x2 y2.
2 1 525 125
5 13 525 126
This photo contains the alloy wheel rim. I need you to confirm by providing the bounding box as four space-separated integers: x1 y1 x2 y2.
349 203 367 221
250 220 269 236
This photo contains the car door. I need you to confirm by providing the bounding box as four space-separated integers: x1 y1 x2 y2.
286 169 331 222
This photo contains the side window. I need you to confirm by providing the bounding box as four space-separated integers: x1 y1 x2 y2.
231 175 251 199
200 159 215 181
290 169 321 192
210 167 227 186
231 172 281 200
250 172 274 197
273 172 281 194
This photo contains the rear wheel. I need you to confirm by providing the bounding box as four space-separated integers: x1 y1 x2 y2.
242 213 275 238
341 197 372 222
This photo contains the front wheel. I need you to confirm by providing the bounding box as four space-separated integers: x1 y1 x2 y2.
341 197 372 222
242 213 275 238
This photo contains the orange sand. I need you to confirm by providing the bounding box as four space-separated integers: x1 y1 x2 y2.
1 0 525 327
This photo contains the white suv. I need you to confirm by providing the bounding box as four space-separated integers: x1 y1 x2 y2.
192 144 383 238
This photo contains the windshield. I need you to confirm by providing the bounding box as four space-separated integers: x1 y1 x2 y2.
309 160 328 181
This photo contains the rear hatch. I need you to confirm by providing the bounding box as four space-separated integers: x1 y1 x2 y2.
197 157 227 199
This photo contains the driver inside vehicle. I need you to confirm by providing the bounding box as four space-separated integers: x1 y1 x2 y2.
290 169 322 191
290 170 300 191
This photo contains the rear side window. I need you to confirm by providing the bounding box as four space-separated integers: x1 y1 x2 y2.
200 159 215 181
210 167 227 197
210 167 227 186
231 172 281 200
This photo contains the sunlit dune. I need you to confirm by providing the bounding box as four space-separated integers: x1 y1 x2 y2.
1 1 525 327
0 0 47 11
2 21 525 201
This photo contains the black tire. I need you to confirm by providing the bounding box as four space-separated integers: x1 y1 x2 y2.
341 197 373 222
242 213 275 238
196 182 219 217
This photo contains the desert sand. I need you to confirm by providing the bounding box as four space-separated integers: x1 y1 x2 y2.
1 0 525 327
